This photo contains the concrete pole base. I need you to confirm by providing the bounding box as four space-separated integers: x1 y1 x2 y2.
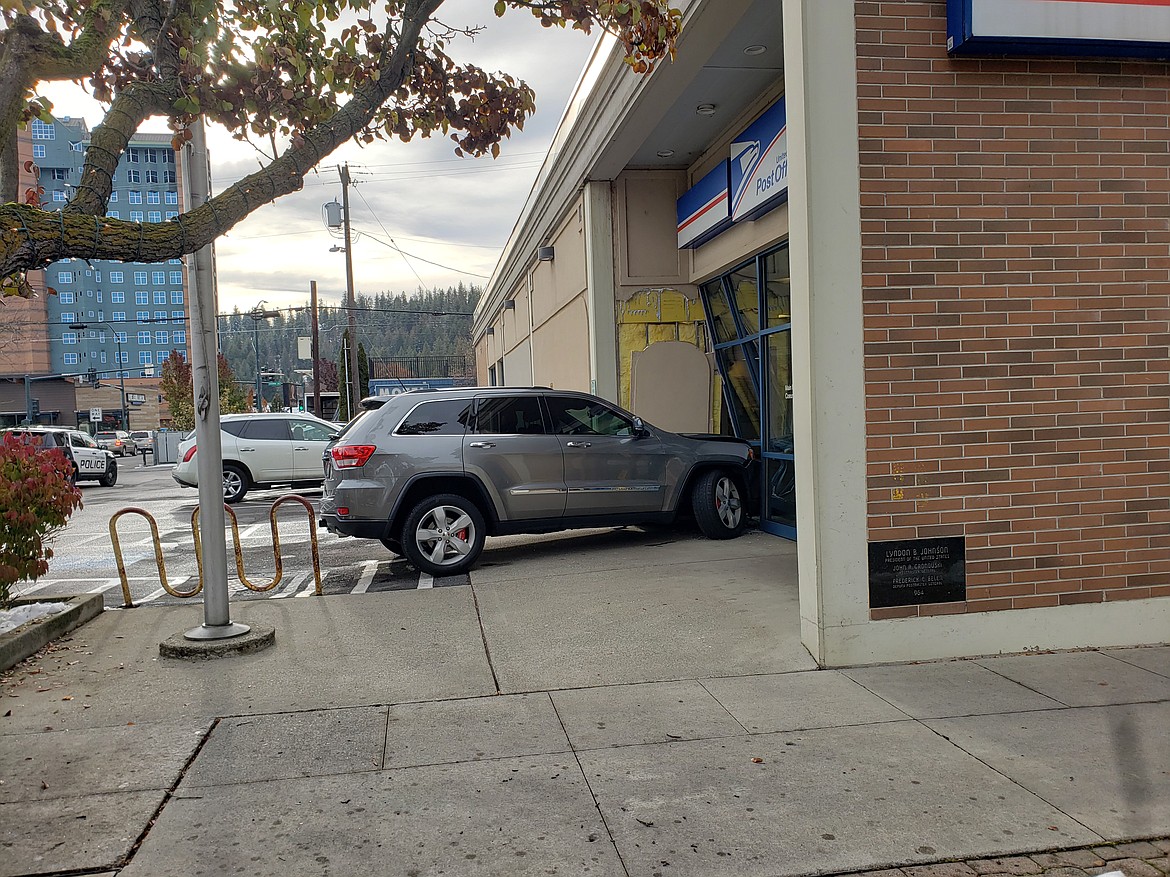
161 625 275 660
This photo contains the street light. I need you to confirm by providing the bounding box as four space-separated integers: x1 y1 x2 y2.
70 321 127 429
248 302 281 411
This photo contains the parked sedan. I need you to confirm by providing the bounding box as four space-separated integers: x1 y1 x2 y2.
172 412 338 503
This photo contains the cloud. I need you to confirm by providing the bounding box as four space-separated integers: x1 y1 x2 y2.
36 2 600 313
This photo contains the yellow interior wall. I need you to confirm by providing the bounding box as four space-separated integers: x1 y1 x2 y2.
615 288 720 430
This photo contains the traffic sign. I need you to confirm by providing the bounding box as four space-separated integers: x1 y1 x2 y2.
89 407 102 422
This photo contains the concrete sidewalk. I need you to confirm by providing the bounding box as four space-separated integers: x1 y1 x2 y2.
1 533 1167 877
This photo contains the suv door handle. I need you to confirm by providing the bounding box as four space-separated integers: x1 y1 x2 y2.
566 441 592 448
469 441 496 449
240 447 255 452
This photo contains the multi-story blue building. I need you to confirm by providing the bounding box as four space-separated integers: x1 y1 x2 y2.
33 116 189 384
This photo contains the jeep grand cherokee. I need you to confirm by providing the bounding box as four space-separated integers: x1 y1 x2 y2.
319 387 756 576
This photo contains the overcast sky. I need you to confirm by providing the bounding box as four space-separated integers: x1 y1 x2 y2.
39 1 600 316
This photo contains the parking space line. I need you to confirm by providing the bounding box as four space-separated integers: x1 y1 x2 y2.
352 560 380 594
136 586 168 605
13 579 57 596
418 573 434 589
270 571 309 599
88 579 122 594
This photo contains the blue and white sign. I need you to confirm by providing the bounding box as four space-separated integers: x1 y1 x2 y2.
370 377 455 396
731 98 788 223
676 161 731 249
948 0 1170 58
675 97 789 250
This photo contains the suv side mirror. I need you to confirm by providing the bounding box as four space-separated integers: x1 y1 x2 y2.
632 416 649 438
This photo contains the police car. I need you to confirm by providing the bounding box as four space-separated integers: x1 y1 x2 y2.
1 427 118 486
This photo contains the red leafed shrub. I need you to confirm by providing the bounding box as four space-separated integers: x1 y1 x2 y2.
0 433 82 608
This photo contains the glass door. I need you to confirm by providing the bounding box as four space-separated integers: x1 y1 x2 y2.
698 243 795 539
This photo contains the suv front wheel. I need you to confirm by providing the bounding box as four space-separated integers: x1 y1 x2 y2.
691 469 747 539
401 493 486 576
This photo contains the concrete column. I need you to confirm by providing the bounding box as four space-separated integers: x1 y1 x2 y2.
583 181 618 401
782 0 870 666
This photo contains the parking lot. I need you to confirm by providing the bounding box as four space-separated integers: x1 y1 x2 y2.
20 461 794 614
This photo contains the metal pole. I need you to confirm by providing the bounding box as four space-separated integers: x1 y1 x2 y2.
23 374 32 424
340 163 359 419
254 312 261 411
116 334 127 429
184 117 248 640
310 280 320 418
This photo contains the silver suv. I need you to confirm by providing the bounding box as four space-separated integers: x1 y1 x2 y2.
319 388 756 576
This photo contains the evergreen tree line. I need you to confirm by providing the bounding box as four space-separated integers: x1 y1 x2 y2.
216 284 482 392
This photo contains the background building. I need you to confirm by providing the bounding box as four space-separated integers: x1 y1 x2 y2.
473 0 1169 666
1 116 191 429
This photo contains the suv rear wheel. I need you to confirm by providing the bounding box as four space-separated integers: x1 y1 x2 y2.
401 493 486 576
223 463 250 504
691 469 747 539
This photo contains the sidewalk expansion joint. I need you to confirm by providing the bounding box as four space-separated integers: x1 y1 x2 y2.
116 716 221 870
548 692 633 877
468 579 500 694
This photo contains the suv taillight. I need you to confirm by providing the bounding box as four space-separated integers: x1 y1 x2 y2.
331 444 375 468
182 445 197 463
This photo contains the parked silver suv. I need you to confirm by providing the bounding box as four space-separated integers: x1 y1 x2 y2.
319 387 756 575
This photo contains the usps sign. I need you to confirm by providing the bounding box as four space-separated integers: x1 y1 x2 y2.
948 0 1170 58
730 98 788 223
676 160 731 249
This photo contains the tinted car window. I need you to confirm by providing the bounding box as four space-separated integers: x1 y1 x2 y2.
72 432 97 448
221 421 248 437
545 396 634 437
473 397 545 435
242 419 289 441
396 400 472 436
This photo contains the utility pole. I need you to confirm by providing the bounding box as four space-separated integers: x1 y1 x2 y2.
310 280 320 418
339 163 360 419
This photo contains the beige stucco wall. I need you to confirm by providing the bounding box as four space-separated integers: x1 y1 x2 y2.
531 296 591 391
475 194 595 389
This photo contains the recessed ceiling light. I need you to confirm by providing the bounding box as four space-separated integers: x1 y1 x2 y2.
656 149 675 158
744 44 767 56
696 104 717 117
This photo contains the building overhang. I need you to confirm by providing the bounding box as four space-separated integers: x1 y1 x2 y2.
473 0 783 340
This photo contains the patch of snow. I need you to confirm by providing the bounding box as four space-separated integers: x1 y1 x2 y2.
0 602 64 635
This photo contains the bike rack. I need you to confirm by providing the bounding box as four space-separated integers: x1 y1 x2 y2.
108 495 323 608
109 508 203 607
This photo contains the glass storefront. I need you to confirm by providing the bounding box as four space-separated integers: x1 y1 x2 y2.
699 243 796 538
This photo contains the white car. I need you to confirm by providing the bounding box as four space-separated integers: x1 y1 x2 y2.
2 427 118 486
172 412 339 503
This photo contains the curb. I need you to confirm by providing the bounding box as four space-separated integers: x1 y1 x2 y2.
0 593 104 672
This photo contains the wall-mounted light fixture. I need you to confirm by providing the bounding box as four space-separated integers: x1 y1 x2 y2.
503 300 516 310
537 246 555 262
696 103 717 117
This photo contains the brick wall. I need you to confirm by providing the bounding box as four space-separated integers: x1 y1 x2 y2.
856 1 1170 619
